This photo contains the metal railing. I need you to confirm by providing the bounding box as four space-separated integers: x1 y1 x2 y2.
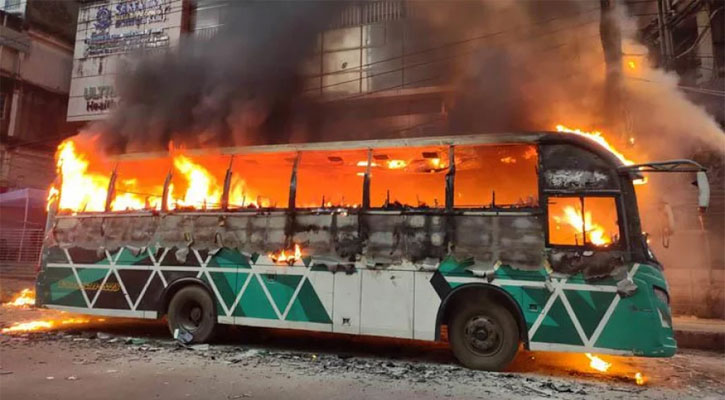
0 228 43 263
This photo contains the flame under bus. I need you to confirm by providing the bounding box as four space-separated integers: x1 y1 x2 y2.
36 132 687 370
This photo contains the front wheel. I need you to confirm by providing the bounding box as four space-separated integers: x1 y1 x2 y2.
167 286 217 343
449 299 520 371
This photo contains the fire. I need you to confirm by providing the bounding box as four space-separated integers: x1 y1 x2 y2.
172 154 222 208
268 244 303 265
585 353 612 372
554 125 646 185
500 156 517 164
635 372 645 385
4 288 35 307
386 159 407 169
554 206 611 246
1 318 92 334
48 137 274 212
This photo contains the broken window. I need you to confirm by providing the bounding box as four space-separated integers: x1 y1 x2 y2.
229 152 295 209
296 149 367 208
454 144 538 208
548 196 620 247
369 146 448 208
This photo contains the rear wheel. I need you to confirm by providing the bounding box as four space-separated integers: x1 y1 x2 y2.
449 299 520 371
167 286 217 343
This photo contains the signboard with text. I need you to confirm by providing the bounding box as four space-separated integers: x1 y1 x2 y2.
67 0 185 122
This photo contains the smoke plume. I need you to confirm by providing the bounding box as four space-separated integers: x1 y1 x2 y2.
91 0 723 160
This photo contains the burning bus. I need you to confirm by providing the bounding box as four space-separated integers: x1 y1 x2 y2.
35 131 708 371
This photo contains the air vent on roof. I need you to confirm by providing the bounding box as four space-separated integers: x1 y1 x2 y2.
328 156 343 162
373 154 389 160
422 152 439 159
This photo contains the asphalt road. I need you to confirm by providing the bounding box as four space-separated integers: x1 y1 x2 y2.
1 304 724 400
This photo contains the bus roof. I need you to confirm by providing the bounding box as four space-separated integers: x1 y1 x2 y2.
116 131 624 167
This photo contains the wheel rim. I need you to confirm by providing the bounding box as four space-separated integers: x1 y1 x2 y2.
462 315 504 356
178 300 204 332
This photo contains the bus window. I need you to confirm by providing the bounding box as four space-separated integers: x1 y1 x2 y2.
296 149 367 208
548 196 620 247
370 146 447 208
229 152 295 208
454 144 538 208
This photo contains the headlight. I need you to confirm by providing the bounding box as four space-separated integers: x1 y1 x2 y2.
653 286 669 305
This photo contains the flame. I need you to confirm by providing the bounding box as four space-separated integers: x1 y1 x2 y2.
4 289 35 307
554 125 646 185
1 318 92 334
48 137 274 212
172 153 221 208
386 159 407 169
627 60 636 70
500 156 517 164
585 353 612 372
356 160 378 167
268 244 303 265
554 206 611 246
635 372 646 385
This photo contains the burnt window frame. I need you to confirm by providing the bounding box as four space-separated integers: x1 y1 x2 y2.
365 146 449 211
544 193 626 250
448 143 541 211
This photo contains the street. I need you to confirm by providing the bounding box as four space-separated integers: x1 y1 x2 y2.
1 295 724 399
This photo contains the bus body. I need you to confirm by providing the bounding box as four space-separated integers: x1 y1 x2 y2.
35 132 687 370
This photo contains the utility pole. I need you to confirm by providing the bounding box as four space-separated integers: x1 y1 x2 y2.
656 0 675 69
599 0 625 139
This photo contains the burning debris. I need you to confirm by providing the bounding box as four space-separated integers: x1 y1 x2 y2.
584 353 646 386
5 289 35 307
1 318 93 334
268 244 303 266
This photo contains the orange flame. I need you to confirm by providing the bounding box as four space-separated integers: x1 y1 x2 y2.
48 137 273 212
268 244 303 265
635 372 646 385
555 125 646 185
585 353 612 372
386 160 407 169
1 318 92 334
4 288 35 307
500 156 517 164
554 206 611 246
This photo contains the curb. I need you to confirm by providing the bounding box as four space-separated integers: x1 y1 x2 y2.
675 329 725 353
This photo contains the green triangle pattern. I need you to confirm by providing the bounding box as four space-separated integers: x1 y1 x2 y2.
564 290 616 338
285 279 331 323
209 248 250 269
233 275 277 319
262 274 303 314
112 248 149 265
531 297 583 346
209 272 237 311
45 268 86 307
521 287 551 327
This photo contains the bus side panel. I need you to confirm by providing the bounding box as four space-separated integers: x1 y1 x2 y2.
360 269 414 338
332 271 362 334
413 271 440 340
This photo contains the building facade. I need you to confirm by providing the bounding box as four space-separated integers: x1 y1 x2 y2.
0 1 79 192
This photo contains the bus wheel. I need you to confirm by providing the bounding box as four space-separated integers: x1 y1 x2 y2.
167 286 217 343
449 300 520 371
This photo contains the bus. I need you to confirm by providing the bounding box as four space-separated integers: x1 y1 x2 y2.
35 132 709 371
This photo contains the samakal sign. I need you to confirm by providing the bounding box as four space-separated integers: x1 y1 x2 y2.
67 0 185 122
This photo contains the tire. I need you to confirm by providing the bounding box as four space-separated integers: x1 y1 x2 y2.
448 298 520 371
167 285 217 343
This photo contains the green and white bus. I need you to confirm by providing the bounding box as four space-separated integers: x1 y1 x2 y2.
36 132 709 370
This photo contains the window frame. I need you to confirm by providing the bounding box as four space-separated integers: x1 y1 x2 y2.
544 192 627 251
